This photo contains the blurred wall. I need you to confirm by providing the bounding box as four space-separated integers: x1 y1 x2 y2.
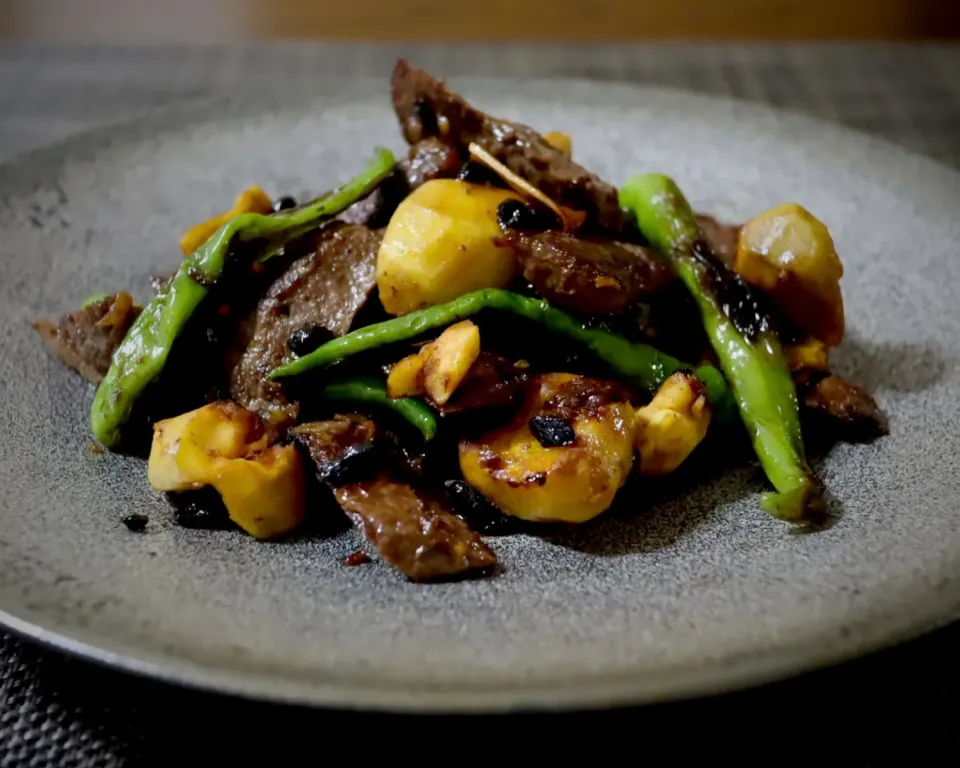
2 0 958 42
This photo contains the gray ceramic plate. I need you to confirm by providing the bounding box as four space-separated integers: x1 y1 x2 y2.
0 77 958 713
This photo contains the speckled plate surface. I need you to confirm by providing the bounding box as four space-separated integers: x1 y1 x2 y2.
0 77 958 713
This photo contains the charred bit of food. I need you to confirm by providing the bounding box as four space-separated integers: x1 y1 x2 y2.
122 513 149 532
457 160 508 187
286 324 336 357
444 479 521 535
167 487 235 530
273 195 298 212
496 198 560 233
529 416 577 448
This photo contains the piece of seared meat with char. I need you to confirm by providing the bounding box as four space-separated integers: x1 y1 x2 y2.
499 229 675 315
291 414 381 487
226 222 383 426
292 415 497 582
334 480 497 582
32 291 141 385
797 371 888 444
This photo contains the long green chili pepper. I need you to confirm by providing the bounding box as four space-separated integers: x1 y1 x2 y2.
321 376 437 441
90 148 396 449
270 288 729 407
620 173 824 524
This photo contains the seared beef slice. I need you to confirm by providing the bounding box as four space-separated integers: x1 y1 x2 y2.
228 223 382 424
501 230 674 315
334 480 497 582
290 415 379 486
33 291 141 384
801 373 887 443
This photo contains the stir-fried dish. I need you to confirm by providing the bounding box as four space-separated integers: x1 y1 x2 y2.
33 61 887 582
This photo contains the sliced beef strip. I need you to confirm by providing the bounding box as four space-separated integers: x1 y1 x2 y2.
290 415 379 486
391 59 627 234
292 407 431 482
32 291 141 385
499 230 675 315
799 372 888 443
227 222 383 425
334 479 497 582
338 138 462 228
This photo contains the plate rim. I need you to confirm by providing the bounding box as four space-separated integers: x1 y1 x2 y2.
2 588 960 713
1 76 958 713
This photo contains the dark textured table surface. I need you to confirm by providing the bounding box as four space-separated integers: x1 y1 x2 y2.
1 42 959 766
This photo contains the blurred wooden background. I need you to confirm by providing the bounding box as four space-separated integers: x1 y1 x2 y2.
2 0 959 42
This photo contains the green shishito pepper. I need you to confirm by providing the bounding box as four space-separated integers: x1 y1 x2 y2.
270 288 729 407
320 377 437 441
89 148 396 449
620 173 824 524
